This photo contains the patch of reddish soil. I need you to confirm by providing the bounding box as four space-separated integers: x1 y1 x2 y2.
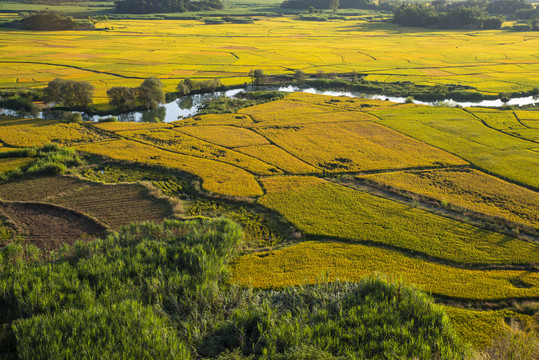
0 201 107 250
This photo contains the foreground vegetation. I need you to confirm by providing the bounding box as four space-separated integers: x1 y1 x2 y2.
0 90 537 356
0 219 469 359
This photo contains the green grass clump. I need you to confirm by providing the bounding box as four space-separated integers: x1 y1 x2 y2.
0 144 83 181
0 218 469 359
12 300 190 360
227 277 468 359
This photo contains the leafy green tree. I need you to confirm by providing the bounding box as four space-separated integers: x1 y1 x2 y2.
44 78 94 107
107 87 136 111
294 69 307 82
137 77 165 110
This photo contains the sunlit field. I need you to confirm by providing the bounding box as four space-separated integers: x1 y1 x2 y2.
1 17 539 103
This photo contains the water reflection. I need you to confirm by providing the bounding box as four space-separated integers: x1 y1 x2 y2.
1 87 538 123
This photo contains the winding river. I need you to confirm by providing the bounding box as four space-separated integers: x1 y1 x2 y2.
2 86 538 123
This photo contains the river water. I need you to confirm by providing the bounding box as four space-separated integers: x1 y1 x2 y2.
1 86 538 123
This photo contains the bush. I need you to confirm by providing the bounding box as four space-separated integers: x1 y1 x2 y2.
13 301 190 360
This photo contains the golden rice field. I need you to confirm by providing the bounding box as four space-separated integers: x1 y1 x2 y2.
230 240 539 300
117 128 281 175
359 169 539 228
442 306 535 350
0 117 110 147
75 139 263 197
258 176 538 265
253 119 468 172
175 125 270 148
1 17 539 103
368 105 539 188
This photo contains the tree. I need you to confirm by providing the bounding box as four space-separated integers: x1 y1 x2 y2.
330 0 340 12
253 69 266 86
107 87 136 111
138 77 165 110
44 78 94 107
294 69 307 82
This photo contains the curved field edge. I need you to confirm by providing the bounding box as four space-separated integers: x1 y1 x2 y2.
442 306 535 350
357 168 539 229
367 106 539 189
75 139 263 197
230 240 539 300
258 176 538 266
0 200 108 249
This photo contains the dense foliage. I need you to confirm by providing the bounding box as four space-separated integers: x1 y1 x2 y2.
393 3 504 29
5 12 94 31
0 218 467 359
107 77 165 111
393 0 539 29
281 0 375 10
45 78 94 108
114 0 223 14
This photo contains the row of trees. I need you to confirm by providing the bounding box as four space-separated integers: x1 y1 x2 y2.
107 77 165 111
114 0 223 14
281 0 382 10
6 12 94 31
393 4 505 29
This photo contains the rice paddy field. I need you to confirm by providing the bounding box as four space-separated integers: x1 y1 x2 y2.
1 29 538 351
1 17 539 103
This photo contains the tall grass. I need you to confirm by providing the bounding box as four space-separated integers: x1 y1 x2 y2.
0 144 83 181
0 219 468 359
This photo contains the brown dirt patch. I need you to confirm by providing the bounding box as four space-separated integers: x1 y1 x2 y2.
0 201 108 250
0 176 177 229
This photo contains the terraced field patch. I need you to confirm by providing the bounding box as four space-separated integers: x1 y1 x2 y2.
259 176 538 265
0 116 110 147
118 128 280 175
256 121 468 172
0 176 176 229
175 125 270 148
0 201 107 249
359 169 539 228
442 306 535 350
51 183 174 228
231 240 539 300
76 140 263 197
369 106 539 188
235 144 318 174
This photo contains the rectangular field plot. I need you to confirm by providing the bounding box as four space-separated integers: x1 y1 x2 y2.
368 107 539 188
359 169 539 228
231 240 539 300
118 128 280 176
256 121 468 172
234 145 318 174
174 125 270 148
0 116 111 147
51 183 174 228
258 176 538 265
76 140 263 197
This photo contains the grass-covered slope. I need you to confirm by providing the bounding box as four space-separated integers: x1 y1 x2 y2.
0 219 468 359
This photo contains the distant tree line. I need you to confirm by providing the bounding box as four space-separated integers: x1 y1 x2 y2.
281 0 376 10
3 12 94 31
393 0 539 30
114 0 223 14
